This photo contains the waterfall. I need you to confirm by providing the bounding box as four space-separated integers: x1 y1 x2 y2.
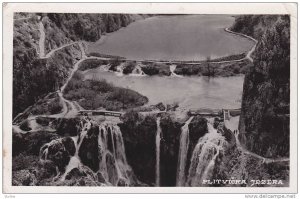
156 117 162 186
116 63 125 76
97 124 131 185
176 116 194 186
131 63 146 76
39 118 133 186
185 119 225 186
170 64 182 77
60 119 90 181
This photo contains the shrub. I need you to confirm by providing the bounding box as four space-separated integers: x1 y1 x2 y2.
63 74 148 111
78 59 109 71
123 61 136 74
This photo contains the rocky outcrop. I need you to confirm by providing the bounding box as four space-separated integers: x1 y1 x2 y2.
237 15 290 158
39 137 76 171
184 116 208 177
78 125 100 172
159 114 182 186
119 111 157 185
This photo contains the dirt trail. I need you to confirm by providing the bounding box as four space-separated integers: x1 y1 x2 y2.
45 42 78 58
38 21 46 58
225 116 289 164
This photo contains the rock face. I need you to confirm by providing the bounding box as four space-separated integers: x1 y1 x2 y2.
236 15 290 158
119 112 209 186
184 116 208 177
39 137 76 171
119 111 157 185
159 114 182 186
78 125 100 172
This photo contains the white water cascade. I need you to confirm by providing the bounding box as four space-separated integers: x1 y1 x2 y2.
40 118 133 186
156 117 162 186
170 64 182 77
176 116 194 186
116 63 125 76
185 119 225 186
131 63 146 76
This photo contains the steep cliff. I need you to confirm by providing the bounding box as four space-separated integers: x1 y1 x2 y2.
119 112 208 186
236 15 290 158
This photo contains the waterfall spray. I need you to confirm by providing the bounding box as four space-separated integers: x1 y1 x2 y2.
176 116 194 186
156 117 162 186
39 118 133 186
185 118 225 186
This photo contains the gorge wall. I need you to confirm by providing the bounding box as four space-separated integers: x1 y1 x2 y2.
234 15 290 158
119 112 208 186
13 13 149 117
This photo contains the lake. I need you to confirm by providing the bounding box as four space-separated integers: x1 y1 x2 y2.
83 69 244 110
87 15 254 61
85 15 248 110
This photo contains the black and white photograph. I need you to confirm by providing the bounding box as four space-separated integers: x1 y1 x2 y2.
2 2 297 194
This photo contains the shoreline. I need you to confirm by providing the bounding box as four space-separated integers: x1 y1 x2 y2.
87 26 257 65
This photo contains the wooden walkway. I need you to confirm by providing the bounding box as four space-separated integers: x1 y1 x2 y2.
188 108 241 121
78 110 124 117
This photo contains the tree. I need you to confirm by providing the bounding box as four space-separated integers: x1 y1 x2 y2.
204 56 216 77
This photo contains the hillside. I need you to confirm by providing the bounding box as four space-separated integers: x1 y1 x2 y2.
13 13 149 117
235 15 290 158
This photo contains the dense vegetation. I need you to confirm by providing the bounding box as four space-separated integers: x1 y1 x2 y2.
26 92 63 116
87 52 125 59
63 72 148 111
230 15 281 40
78 59 109 71
141 62 171 76
237 15 290 158
174 60 252 77
13 44 79 117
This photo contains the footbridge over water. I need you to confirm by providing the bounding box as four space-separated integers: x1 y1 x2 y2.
188 108 241 121
78 110 124 117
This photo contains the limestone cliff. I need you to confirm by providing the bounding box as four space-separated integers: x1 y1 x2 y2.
235 15 290 158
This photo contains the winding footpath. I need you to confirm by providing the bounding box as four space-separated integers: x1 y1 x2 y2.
233 130 289 164
38 21 46 58
224 117 289 165
13 21 89 131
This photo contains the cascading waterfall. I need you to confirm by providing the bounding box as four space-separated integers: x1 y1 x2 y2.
185 118 225 186
97 123 131 185
116 63 125 76
131 63 146 76
156 117 162 186
176 116 194 186
39 118 133 186
170 64 182 77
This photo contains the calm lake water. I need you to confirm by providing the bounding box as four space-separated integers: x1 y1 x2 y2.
83 69 244 110
88 15 253 61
